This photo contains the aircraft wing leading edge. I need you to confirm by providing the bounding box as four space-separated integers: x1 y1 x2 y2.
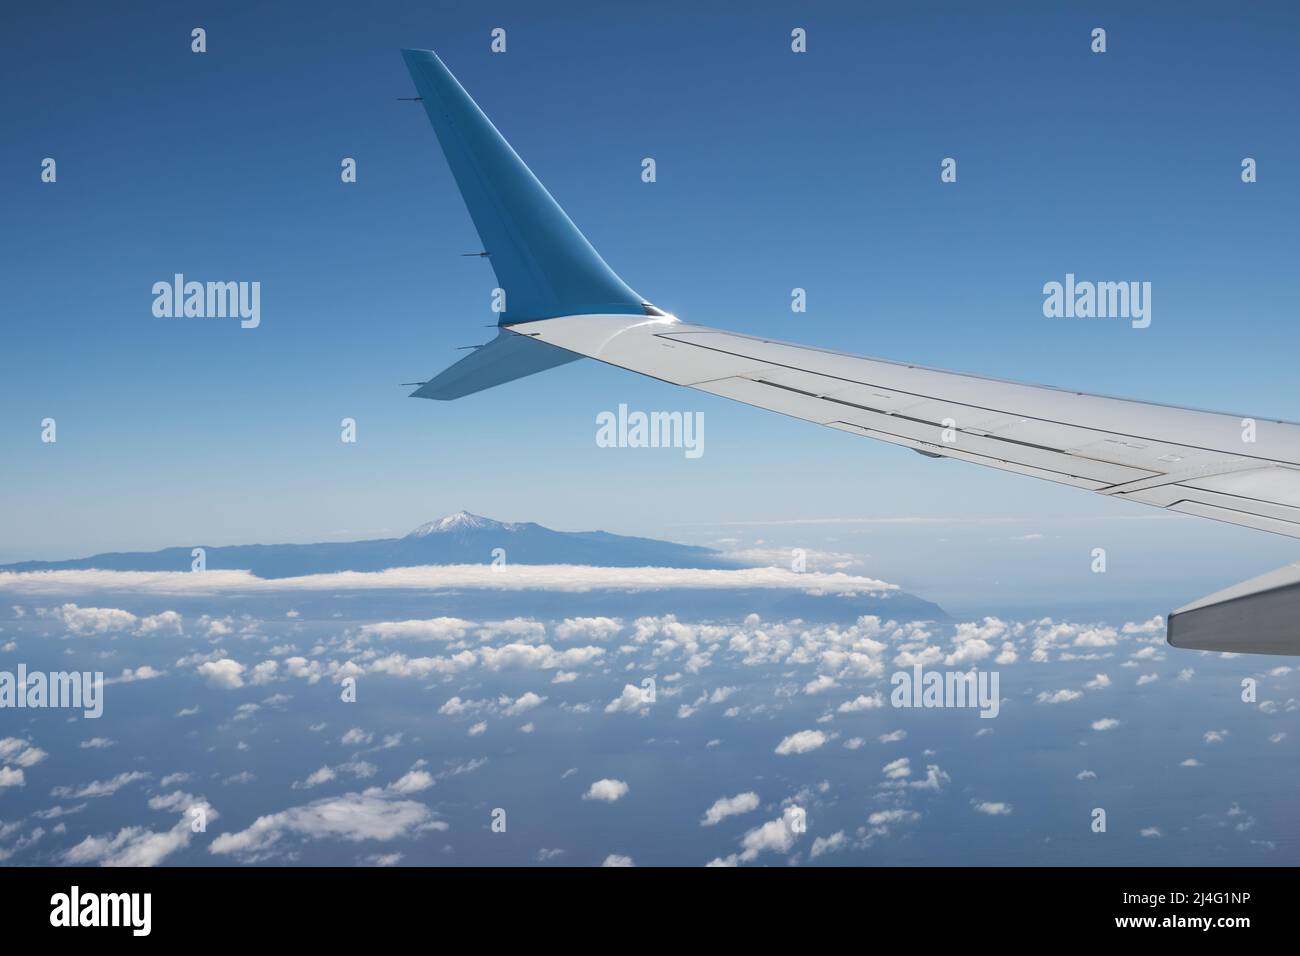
401 47 1300 655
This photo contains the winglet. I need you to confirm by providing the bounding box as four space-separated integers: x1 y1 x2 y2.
401 48 644 324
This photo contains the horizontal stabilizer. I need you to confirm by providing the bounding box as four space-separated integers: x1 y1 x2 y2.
1167 561 1300 655
410 329 581 400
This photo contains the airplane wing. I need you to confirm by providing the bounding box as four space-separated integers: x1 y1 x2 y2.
400 47 1300 654
515 313 1300 540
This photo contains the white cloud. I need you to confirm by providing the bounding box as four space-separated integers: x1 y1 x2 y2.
135 610 182 635
774 730 827 755
106 666 164 685
474 618 547 642
196 658 245 690
605 684 651 715
1072 627 1118 648
478 643 604 672
341 728 372 747
0 767 25 789
974 801 1013 816
554 617 623 642
810 831 847 858
701 792 760 826
866 808 920 832
1036 689 1082 704
909 764 951 791
297 766 337 789
38 603 137 635
500 692 546 717
386 771 433 795
803 674 838 695
249 661 279 685
1123 616 1165 637
730 807 804 864
0 738 46 769
583 779 629 802
368 652 476 680
358 618 472 641
438 696 489 716
198 616 233 637
601 854 634 867
837 693 884 713
52 771 150 799
1091 718 1121 731
944 633 996 666
65 795 217 867
210 788 443 859
0 565 897 597
882 757 911 780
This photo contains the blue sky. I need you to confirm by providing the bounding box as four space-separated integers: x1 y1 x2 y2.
2 3 1299 868
3 0 1300 612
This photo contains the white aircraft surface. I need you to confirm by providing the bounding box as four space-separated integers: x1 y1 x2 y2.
400 48 1300 655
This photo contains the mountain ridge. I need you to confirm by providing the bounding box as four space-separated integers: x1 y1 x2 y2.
0 511 950 623
0 511 737 579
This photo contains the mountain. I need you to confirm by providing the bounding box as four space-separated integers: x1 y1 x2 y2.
0 511 950 623
406 512 515 536
0 511 737 578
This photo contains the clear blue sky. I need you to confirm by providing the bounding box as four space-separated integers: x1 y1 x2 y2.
3 0 1299 607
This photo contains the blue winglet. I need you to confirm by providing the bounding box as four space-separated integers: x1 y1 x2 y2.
402 48 644 324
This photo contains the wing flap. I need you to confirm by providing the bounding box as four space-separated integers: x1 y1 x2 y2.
657 329 1300 460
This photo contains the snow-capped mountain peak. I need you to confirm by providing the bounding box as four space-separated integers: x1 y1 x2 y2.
405 511 515 537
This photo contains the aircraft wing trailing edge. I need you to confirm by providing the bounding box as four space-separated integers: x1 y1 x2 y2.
400 47 1300 655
